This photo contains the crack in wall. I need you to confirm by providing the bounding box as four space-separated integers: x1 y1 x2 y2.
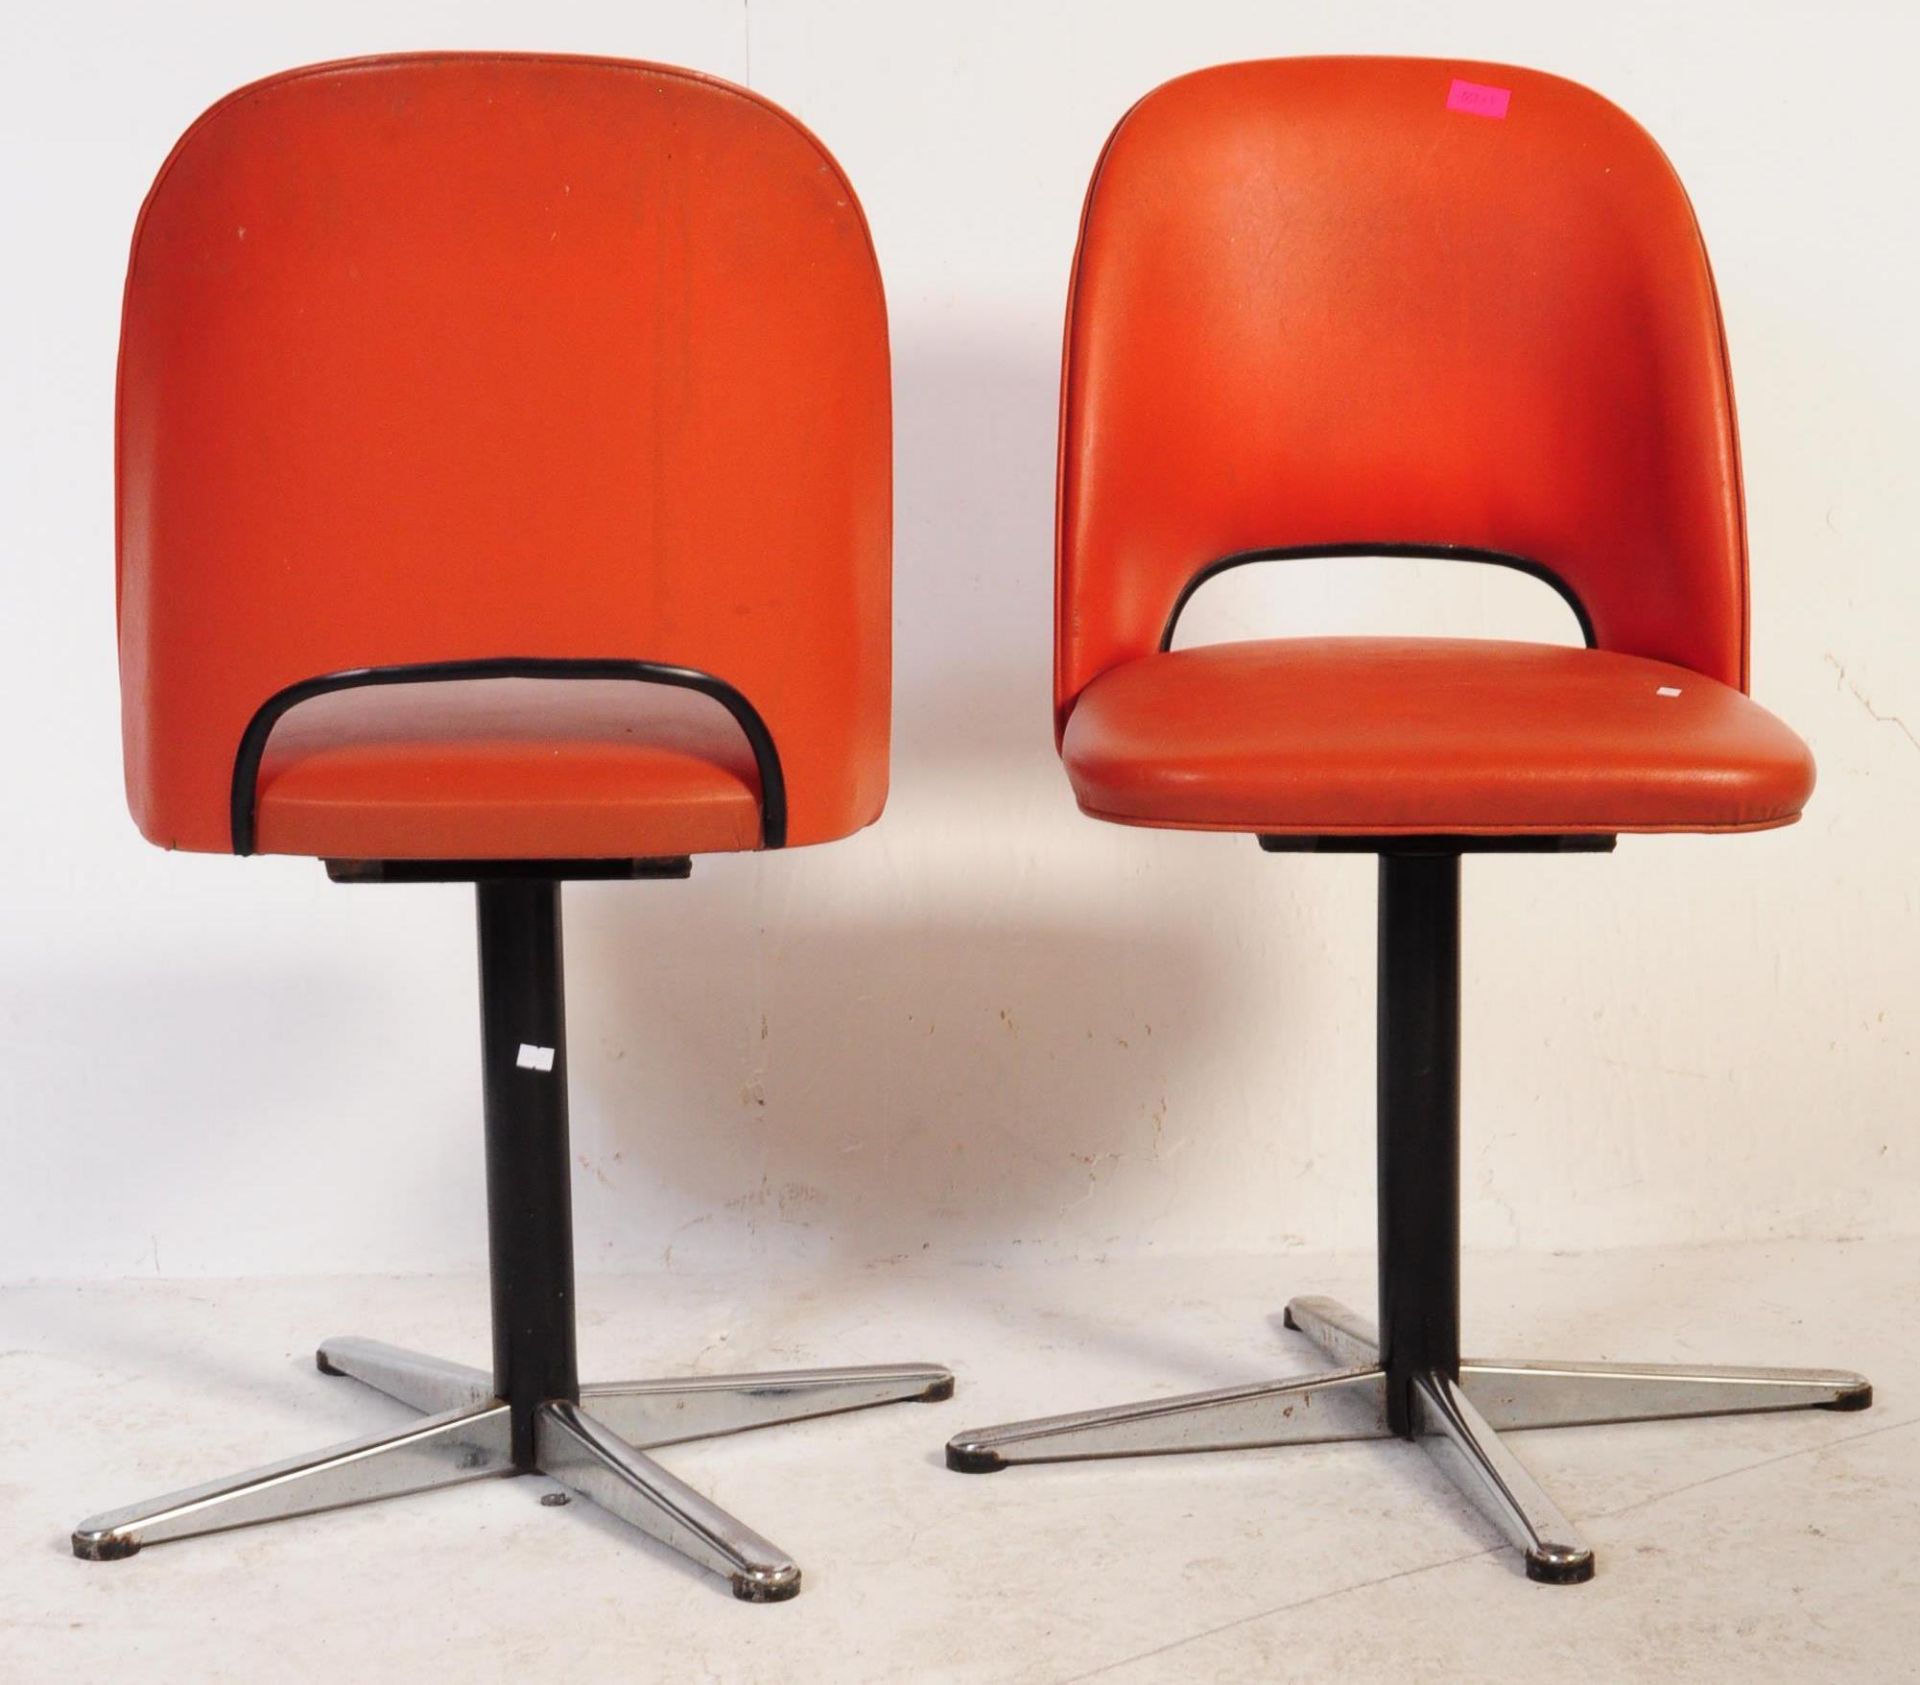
1827 653 1920 755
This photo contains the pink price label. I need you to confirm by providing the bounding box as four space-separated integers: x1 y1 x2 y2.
1446 78 1511 120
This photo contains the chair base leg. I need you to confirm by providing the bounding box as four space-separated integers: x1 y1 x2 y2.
71 1400 515 1561
75 1338 952 1599
945 1365 1391 1470
1283 1296 1872 1426
946 1295 1869 1583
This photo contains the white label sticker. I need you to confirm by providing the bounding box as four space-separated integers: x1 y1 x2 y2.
516 1044 555 1072
1656 686 1683 698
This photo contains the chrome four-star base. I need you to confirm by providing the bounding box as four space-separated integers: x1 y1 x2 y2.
74 1337 952 1600
945 848 1865 1582
946 1295 1869 1583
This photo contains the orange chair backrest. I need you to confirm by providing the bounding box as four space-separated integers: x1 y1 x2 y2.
118 53 890 853
1056 57 1748 735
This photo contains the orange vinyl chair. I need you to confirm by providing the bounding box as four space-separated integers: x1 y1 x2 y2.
945 58 1868 1583
76 54 950 1599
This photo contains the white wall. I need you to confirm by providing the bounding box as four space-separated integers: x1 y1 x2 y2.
1 0 1914 1280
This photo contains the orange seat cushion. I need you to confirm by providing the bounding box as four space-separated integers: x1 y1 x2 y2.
253 679 763 859
1061 639 1815 836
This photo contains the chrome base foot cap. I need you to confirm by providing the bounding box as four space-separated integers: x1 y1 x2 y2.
71 1529 142 1562
733 1567 803 1603
1527 1544 1597 1585
946 1441 1006 1474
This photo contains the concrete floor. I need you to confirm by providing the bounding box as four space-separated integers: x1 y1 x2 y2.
3 1238 1915 1682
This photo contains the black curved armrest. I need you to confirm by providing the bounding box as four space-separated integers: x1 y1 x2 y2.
230 657 787 855
1158 542 1596 653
